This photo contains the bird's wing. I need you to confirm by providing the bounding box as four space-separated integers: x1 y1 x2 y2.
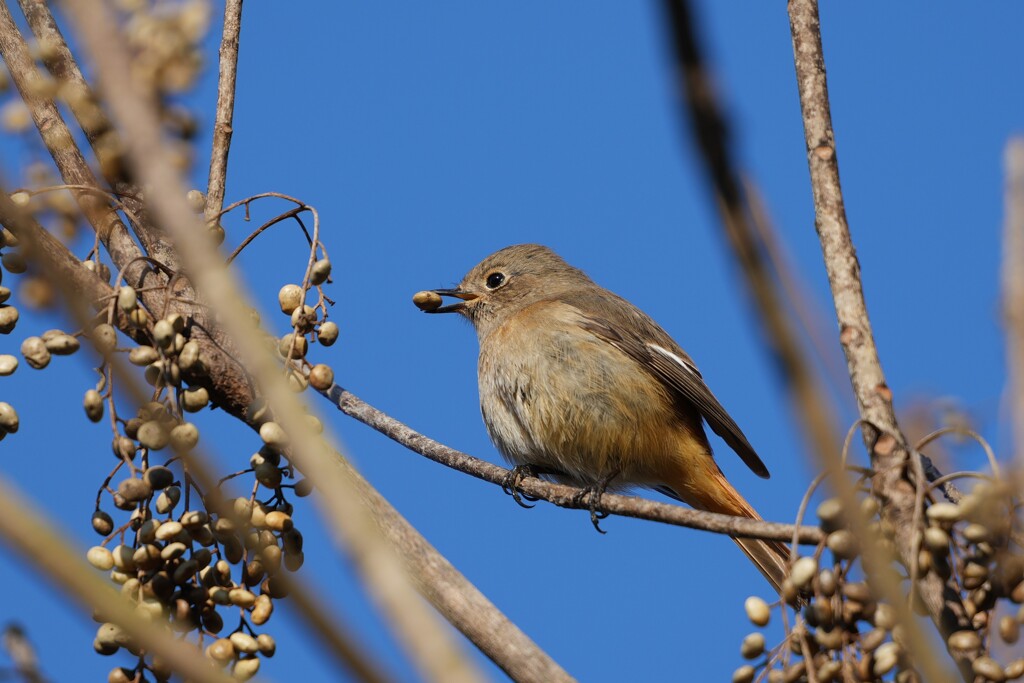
575 302 770 479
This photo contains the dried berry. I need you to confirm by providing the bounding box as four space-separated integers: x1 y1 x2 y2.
84 389 104 422
21 336 50 369
277 284 303 315
413 290 443 312
317 321 339 346
308 363 333 390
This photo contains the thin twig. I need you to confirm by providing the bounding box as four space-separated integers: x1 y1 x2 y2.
325 385 824 544
1 625 44 683
225 206 307 264
205 0 243 222
787 1 969 680
1003 137 1024 473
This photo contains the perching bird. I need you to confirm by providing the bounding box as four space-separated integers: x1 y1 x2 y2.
416 244 789 592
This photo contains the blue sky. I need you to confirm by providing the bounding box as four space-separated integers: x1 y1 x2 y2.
1 2 1021 681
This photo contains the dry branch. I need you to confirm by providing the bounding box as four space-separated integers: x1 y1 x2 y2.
0 2 145 272
1004 137 1024 471
60 4 548 682
660 0 843 469
18 0 115 148
286 580 399 683
205 0 243 222
0 477 237 683
787 0 970 679
326 385 824 545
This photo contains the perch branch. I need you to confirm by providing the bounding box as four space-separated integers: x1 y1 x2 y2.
324 385 824 545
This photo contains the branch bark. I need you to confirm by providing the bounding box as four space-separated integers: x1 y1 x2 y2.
1003 137 1024 472
18 0 115 148
0 2 145 273
205 0 243 222
787 1 970 679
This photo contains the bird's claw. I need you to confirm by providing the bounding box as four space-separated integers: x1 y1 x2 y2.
573 470 619 534
501 464 541 508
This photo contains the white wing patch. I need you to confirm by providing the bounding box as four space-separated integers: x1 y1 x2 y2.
647 343 701 379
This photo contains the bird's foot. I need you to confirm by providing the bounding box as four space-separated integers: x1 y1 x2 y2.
573 469 620 534
501 464 543 508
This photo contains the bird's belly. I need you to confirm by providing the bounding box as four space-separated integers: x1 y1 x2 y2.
478 324 683 487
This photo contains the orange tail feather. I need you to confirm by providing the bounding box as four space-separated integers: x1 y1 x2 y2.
668 468 791 594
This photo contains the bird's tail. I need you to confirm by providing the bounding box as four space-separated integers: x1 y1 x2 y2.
667 468 791 594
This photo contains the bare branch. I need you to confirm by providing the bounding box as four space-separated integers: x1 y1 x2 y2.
324 385 824 545
285 580 399 683
1 625 44 683
60 5 514 682
0 188 120 317
1003 137 1024 471
323 447 577 683
0 476 237 683
205 0 243 222
18 0 114 148
0 2 145 271
787 1 970 679
660 0 843 469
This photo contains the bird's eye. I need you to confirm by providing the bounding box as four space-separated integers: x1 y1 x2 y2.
485 272 506 289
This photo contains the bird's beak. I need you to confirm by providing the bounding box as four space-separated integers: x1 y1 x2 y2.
424 288 479 314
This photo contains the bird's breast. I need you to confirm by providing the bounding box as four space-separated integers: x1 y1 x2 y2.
476 304 690 486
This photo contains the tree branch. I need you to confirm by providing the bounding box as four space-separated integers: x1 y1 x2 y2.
18 0 115 148
0 2 146 273
285 579 399 683
324 448 577 683
1003 137 1024 472
660 0 843 469
787 1 970 680
205 0 243 223
324 385 824 545
60 5 533 682
1 625 44 683
0 177 404 683
0 476 236 683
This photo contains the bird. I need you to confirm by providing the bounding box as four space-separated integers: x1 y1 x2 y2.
415 243 790 592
